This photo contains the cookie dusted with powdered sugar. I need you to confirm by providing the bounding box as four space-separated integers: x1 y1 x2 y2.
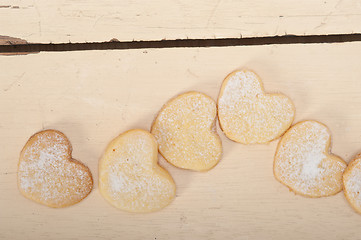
343 154 361 214
99 129 176 212
18 130 93 208
218 69 295 144
274 121 346 197
151 91 222 171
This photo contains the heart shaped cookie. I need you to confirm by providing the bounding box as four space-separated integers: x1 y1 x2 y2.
274 121 347 197
343 154 361 214
18 130 93 208
99 129 176 212
151 91 222 171
218 70 295 144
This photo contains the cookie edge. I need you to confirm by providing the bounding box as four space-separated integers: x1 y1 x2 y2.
273 120 346 198
150 91 223 172
17 129 93 208
98 128 177 213
217 69 296 144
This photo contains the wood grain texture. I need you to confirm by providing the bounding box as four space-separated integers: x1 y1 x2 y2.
1 0 361 44
1 43 361 239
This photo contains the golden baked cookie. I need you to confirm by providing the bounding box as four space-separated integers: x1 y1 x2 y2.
18 130 93 208
99 129 176 212
343 154 361 214
274 121 347 197
151 91 222 171
218 69 295 144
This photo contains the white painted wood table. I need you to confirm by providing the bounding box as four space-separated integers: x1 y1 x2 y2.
1 43 361 239
0 0 361 43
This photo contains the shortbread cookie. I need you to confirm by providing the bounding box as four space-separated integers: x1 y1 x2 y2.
274 121 347 197
99 129 176 212
151 91 222 171
343 154 361 214
218 69 295 144
18 130 93 208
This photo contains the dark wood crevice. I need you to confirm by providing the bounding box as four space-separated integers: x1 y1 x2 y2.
1 33 361 54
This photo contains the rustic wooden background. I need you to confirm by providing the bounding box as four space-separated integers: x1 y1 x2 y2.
1 0 361 43
1 1 361 239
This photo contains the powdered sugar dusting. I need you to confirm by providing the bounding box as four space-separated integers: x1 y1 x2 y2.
18 130 92 207
109 170 127 193
218 70 295 144
151 92 222 171
275 121 346 196
99 130 176 212
219 71 263 106
344 158 361 209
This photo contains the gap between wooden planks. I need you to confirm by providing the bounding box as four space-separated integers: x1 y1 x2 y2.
1 42 361 240
1 33 361 55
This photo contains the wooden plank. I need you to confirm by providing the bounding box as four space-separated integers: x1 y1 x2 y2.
1 42 361 239
1 0 361 44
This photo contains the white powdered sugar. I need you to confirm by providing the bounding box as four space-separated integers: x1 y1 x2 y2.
151 92 222 170
219 70 263 109
218 70 295 144
18 131 92 206
275 121 345 195
299 150 325 179
100 130 175 211
109 170 127 193
344 159 361 207
346 170 361 197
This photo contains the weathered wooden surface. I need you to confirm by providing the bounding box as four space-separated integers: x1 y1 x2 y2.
0 0 361 44
1 43 361 239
